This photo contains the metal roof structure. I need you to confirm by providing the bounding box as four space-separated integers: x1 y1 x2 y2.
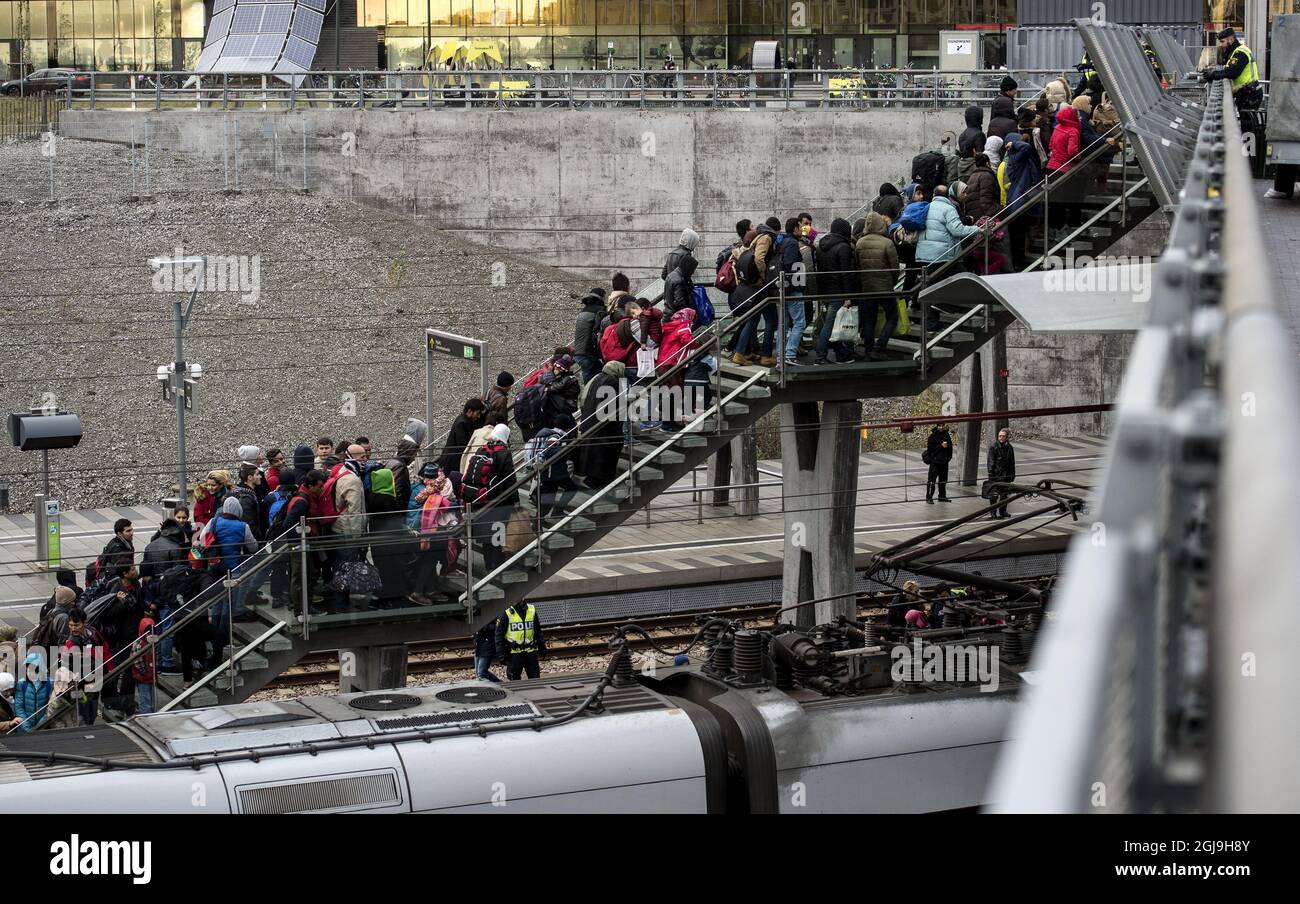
1141 25 1199 85
1075 17 1204 209
921 265 1153 333
196 0 327 76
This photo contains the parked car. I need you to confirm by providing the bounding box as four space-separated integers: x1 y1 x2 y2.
1 69 91 96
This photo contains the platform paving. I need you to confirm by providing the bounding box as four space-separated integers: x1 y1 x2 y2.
0 436 1105 633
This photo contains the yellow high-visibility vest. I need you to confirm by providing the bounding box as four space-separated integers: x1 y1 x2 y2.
504 604 537 653
1228 44 1260 94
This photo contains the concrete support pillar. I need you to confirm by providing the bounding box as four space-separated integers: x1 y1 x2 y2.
779 400 862 626
338 643 408 694
959 350 984 487
989 333 1009 436
709 425 759 516
734 424 759 518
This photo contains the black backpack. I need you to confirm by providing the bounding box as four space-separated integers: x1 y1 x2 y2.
911 151 945 190
735 246 760 285
461 443 501 505
514 384 547 432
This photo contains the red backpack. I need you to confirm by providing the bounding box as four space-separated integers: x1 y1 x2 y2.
318 472 342 529
714 255 738 293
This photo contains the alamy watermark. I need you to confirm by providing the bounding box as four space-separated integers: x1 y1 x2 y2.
890 639 1000 692
151 247 261 304
1041 248 1152 304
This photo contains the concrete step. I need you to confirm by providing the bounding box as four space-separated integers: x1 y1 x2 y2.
631 441 685 464
887 338 955 358
221 644 268 671
718 361 779 383
907 324 974 343
234 611 294 651
539 531 575 549
156 674 218 709
718 377 773 399
616 459 665 481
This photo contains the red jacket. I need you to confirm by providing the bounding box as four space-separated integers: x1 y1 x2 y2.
132 615 156 684
1047 106 1081 173
658 310 700 371
265 466 281 492
64 626 111 675
193 493 216 527
600 310 664 366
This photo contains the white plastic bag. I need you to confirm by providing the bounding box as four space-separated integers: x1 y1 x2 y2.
830 304 860 343
636 346 658 378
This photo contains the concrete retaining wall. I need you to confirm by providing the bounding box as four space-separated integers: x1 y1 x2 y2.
60 108 1164 436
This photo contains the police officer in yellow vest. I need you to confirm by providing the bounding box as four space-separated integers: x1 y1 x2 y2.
1202 27 1263 128
495 602 546 680
1073 51 1097 99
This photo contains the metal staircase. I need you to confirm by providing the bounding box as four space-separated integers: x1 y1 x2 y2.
65 127 1166 716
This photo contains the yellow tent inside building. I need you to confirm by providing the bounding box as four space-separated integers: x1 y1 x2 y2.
431 40 505 67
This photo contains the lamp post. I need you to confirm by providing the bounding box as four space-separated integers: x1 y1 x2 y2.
149 256 205 507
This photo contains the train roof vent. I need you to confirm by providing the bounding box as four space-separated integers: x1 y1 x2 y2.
238 771 402 814
192 703 310 731
435 686 508 705
347 693 423 712
374 702 537 732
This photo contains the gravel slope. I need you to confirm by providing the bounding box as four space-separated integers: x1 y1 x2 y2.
0 136 585 512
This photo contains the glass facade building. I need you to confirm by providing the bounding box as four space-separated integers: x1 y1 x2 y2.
369 1 1024 71
1 0 206 73
2 1 1285 75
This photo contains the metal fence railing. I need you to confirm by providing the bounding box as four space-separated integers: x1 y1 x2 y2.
989 80 1300 813
30 68 1067 113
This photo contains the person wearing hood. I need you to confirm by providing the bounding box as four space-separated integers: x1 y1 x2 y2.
957 105 986 181
542 359 582 430
925 425 954 503
662 251 698 318
812 217 862 365
402 417 429 476
292 443 315 479
8 652 52 733
39 568 81 623
468 423 518 573
132 602 159 714
987 76 1019 139
259 466 298 609
872 183 904 223
39 585 78 648
0 670 15 726
1047 103 1085 241
661 228 699 281
854 212 901 361
1001 131 1044 271
386 439 419 507
364 467 407 609
963 153 1001 223
576 360 627 486
983 133 1004 170
208 496 260 631
142 517 188 585
574 287 610 385
657 308 703 429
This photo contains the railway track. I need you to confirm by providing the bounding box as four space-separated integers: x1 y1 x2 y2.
263 574 1056 690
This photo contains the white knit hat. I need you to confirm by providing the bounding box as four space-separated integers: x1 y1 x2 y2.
490 424 512 443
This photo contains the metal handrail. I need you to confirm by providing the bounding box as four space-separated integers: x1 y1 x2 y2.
158 619 288 712
458 366 770 605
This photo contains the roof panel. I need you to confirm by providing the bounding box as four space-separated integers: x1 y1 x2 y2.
921 268 1153 333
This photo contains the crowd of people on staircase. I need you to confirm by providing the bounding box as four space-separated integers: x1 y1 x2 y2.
6 58 1151 722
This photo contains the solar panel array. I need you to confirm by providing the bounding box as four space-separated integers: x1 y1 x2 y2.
1074 18 1205 209
1141 27 1199 85
195 0 323 75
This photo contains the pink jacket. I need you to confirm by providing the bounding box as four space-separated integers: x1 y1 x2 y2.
1047 106 1081 173
657 309 700 371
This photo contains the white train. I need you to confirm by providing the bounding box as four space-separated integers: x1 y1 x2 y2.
0 656 1024 813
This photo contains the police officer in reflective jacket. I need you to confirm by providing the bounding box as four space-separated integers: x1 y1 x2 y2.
496 602 546 680
1201 27 1263 130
